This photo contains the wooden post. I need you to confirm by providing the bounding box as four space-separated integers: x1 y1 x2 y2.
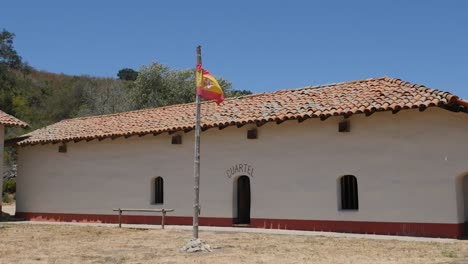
161 209 166 229
192 45 202 239
118 208 122 228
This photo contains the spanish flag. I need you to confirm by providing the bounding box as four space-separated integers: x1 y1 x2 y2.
196 63 224 104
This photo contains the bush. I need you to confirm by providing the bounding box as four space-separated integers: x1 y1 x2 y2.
2 178 16 194
2 193 12 203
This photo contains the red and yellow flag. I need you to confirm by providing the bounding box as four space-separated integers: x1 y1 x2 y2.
196 63 224 104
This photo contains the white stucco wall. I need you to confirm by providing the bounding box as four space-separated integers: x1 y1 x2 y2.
16 108 468 223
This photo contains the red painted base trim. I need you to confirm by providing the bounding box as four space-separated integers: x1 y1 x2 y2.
16 212 464 239
250 218 464 239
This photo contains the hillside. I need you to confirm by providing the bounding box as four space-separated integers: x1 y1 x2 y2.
0 28 251 180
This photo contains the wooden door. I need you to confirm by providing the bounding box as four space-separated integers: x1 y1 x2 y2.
237 176 251 224
465 222 468 237
463 175 468 237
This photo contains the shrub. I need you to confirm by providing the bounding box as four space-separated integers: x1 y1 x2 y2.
2 178 16 194
2 193 12 203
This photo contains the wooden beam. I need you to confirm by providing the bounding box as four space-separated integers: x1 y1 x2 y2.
276 119 285 125
4 136 30 147
162 209 166 229
256 121 267 127
218 124 229 130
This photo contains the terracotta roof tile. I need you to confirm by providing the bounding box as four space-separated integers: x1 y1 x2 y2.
17 77 467 146
0 111 28 128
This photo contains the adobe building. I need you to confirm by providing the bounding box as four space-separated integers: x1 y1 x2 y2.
13 77 468 238
0 112 27 213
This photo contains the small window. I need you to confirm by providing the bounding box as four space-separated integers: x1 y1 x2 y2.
340 175 358 210
172 135 182 144
247 129 257 139
338 120 350 132
58 143 67 153
154 177 164 204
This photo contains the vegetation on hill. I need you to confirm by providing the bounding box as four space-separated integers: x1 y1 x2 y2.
0 28 252 184
0 28 251 134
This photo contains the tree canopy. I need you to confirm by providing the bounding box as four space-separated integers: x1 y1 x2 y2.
117 68 138 81
0 29 22 69
131 62 236 109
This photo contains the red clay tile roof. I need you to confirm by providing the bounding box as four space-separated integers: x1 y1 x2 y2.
0 111 28 128
17 77 467 146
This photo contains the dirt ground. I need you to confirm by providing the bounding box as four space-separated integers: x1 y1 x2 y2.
0 223 467 264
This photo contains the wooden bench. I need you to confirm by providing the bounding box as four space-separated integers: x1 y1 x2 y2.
112 208 174 229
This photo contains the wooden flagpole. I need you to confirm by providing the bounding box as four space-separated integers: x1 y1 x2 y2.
193 45 202 239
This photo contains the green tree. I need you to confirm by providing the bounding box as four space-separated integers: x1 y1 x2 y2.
131 62 237 109
0 29 22 69
0 29 25 120
227 89 252 97
78 77 133 116
131 62 198 108
117 68 138 81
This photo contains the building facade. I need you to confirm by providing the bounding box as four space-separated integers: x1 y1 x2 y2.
14 77 468 238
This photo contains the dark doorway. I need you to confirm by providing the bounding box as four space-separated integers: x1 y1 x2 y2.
463 175 468 237
236 176 251 224
465 222 468 238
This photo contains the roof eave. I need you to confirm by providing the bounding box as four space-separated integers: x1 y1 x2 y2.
450 97 468 108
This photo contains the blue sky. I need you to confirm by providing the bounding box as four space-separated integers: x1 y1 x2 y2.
2 0 467 98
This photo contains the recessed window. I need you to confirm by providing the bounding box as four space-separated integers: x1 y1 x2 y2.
58 143 67 153
154 177 164 204
172 135 182 144
340 175 358 210
338 120 350 132
247 129 257 139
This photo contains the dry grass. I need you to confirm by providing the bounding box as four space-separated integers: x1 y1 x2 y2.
0 224 467 264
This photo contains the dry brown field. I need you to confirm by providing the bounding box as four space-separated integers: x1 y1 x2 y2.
0 223 467 264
